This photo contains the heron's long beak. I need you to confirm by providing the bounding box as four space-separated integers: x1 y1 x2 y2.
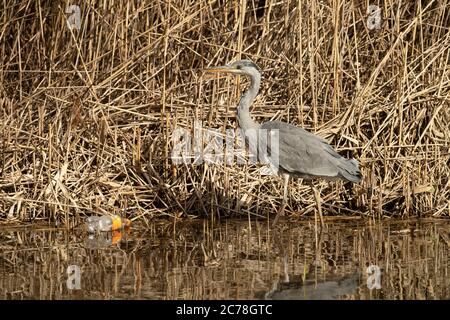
205 65 241 74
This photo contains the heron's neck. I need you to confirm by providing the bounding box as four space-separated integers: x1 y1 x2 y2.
237 74 261 131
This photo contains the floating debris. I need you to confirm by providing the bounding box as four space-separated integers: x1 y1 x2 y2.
85 215 131 233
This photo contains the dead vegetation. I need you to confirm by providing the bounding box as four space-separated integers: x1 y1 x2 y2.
0 0 449 224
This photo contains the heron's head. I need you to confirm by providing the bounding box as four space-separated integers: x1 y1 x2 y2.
205 59 261 78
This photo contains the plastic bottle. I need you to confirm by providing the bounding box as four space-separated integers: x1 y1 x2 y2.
85 215 131 233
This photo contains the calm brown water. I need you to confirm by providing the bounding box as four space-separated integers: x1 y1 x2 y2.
0 218 449 300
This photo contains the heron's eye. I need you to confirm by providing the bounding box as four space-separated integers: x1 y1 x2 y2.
236 65 242 69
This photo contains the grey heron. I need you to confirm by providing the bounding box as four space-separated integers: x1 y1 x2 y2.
205 60 362 226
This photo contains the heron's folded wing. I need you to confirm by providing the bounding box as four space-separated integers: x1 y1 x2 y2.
261 121 341 178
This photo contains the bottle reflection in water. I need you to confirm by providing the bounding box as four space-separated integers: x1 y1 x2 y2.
85 230 124 249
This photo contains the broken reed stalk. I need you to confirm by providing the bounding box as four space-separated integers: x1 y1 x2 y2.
0 0 449 224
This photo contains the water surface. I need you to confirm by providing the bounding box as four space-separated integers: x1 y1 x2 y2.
1 218 449 299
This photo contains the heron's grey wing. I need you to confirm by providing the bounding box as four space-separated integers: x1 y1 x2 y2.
261 121 361 181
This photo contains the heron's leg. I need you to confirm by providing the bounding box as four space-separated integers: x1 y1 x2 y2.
308 181 324 227
272 174 289 226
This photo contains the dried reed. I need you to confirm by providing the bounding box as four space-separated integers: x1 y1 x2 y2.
0 0 449 223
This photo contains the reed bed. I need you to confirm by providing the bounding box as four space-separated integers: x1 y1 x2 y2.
0 0 449 223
